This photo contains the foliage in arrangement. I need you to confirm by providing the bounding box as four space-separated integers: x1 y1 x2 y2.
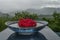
11 11 39 21
43 11 60 32
0 11 39 32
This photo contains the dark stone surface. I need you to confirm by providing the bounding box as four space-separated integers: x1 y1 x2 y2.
55 32 60 37
0 26 60 40
7 32 47 40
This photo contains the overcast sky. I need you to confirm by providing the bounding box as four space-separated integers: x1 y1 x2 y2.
0 0 60 13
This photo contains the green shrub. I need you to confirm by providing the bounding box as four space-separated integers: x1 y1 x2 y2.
11 11 39 21
43 11 60 32
0 17 10 32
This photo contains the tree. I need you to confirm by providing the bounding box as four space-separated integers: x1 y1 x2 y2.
43 11 60 32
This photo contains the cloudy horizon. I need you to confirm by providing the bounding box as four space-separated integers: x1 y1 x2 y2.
0 0 60 13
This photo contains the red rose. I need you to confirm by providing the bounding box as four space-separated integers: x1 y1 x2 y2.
18 18 36 28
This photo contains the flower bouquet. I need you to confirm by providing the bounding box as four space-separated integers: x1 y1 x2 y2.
5 18 48 35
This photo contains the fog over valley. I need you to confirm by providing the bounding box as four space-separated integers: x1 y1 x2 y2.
0 0 60 16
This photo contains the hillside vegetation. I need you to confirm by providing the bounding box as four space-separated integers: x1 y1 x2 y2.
43 11 60 32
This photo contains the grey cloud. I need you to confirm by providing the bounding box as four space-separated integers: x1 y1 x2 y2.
0 0 60 13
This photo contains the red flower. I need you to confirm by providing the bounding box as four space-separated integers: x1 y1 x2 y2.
18 18 37 28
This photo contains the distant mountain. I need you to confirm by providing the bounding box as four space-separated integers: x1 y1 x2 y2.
0 12 6 17
0 7 60 16
0 12 11 18
26 7 60 15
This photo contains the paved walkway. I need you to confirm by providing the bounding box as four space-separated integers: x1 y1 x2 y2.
0 26 60 40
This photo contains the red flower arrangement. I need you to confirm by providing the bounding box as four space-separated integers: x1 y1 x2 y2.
18 18 37 28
